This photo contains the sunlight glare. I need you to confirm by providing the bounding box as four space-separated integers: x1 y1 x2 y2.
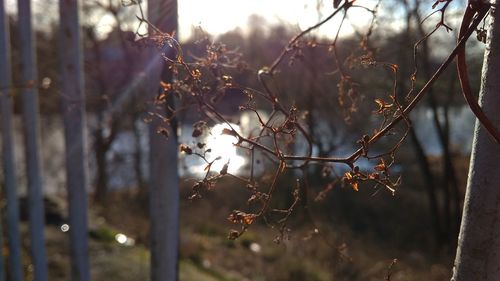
192 123 245 175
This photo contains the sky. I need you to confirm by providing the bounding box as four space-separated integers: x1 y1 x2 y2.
177 0 378 41
4 0 380 41
3 0 465 46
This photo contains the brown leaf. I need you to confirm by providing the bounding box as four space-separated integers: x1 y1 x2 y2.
160 81 172 91
155 92 167 104
228 210 257 225
179 144 193 155
221 128 238 137
157 127 169 138
228 230 240 240
374 159 387 172
374 163 386 171
351 182 359 192
343 171 359 192
192 128 202 138
191 69 202 79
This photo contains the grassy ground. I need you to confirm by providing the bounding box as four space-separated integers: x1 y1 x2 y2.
17 155 467 280
37 185 453 280
42 221 450 281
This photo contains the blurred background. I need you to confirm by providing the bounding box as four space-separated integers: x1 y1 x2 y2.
0 0 484 280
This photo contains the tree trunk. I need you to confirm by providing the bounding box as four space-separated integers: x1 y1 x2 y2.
59 1 91 280
409 128 444 246
93 120 109 203
398 0 443 248
148 0 180 280
412 0 461 246
133 120 144 188
452 4 500 280
18 1 48 280
0 1 24 280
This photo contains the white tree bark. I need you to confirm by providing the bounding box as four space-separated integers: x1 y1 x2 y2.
147 0 180 280
17 1 48 280
0 1 24 280
59 0 90 281
452 2 500 280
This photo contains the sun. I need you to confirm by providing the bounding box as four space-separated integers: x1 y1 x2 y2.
188 123 246 175
204 123 246 174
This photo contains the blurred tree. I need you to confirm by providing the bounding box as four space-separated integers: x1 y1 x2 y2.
393 0 443 249
18 0 48 280
59 0 91 280
410 0 461 247
147 0 180 280
0 3 8 278
0 0 23 280
82 0 148 202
